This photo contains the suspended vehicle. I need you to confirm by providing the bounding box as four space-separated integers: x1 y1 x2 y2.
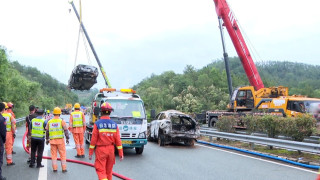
68 64 98 90
68 0 111 91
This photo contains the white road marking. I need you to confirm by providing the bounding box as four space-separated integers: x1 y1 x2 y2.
196 143 317 174
38 150 48 180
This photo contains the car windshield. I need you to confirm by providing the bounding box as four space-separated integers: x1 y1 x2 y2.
107 99 146 119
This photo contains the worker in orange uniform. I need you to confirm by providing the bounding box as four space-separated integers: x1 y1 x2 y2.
7 102 16 155
89 102 124 180
45 107 70 172
69 103 86 158
1 102 15 166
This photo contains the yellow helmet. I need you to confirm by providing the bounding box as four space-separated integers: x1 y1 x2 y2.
47 110 50 113
74 103 80 109
2 102 8 109
53 107 61 115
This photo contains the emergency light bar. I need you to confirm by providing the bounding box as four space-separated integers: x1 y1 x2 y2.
99 88 136 94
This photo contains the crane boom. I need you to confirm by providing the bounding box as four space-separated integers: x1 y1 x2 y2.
69 1 111 88
213 0 264 90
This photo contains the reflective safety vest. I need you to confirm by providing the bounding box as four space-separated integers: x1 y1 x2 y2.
71 111 83 127
31 118 45 138
48 119 64 139
2 113 12 132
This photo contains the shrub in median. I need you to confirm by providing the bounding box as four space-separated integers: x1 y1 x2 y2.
281 114 316 141
256 115 282 138
216 115 236 133
242 115 258 134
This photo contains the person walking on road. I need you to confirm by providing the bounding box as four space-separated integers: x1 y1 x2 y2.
89 102 124 180
7 102 16 155
0 103 7 180
1 102 15 166
45 107 69 172
69 103 86 158
28 109 46 168
26 105 37 163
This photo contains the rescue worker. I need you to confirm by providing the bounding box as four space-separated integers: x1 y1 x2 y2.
45 110 51 120
7 103 15 119
69 103 86 158
89 102 124 180
25 105 37 163
1 102 15 166
7 102 16 155
28 109 46 168
45 107 69 172
0 103 7 180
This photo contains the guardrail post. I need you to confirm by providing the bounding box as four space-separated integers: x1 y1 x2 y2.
249 142 255 150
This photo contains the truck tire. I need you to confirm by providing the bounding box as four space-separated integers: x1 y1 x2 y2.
209 117 218 127
158 134 165 146
135 145 144 154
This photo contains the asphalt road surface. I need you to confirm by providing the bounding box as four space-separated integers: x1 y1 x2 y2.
2 115 318 180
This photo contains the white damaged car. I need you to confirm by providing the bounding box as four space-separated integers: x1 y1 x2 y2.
148 110 200 146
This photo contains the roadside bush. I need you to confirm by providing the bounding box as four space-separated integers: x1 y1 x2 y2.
216 116 236 133
255 115 282 138
282 114 316 141
216 114 316 141
242 115 259 134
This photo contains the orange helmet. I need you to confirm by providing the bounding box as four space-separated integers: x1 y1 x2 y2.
100 102 113 112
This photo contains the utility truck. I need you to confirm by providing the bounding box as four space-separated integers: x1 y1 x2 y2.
85 88 148 154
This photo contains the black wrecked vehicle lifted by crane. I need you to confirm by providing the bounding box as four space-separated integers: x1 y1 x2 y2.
68 64 98 91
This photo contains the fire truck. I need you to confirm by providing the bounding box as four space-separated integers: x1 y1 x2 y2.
206 0 320 127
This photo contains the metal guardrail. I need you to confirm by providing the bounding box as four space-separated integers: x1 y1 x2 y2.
201 127 320 144
200 129 320 154
16 117 25 126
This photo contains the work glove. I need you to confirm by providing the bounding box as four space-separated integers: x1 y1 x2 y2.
13 134 16 139
89 155 92 160
66 139 69 145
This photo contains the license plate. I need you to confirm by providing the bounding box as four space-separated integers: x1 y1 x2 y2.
122 140 132 145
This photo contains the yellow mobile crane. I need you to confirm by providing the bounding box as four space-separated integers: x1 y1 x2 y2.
205 0 320 127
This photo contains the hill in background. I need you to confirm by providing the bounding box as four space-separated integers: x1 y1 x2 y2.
0 46 78 117
133 57 320 114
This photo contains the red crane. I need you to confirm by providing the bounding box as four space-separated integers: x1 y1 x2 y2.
213 0 264 90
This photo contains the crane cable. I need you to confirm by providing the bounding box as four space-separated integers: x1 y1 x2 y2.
73 0 82 68
73 0 92 68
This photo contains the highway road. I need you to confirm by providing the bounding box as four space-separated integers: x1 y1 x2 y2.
2 115 318 180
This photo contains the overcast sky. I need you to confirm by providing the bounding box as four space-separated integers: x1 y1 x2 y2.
1 0 320 90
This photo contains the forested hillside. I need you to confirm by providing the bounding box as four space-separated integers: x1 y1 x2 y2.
73 88 99 106
133 57 320 114
0 46 78 117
